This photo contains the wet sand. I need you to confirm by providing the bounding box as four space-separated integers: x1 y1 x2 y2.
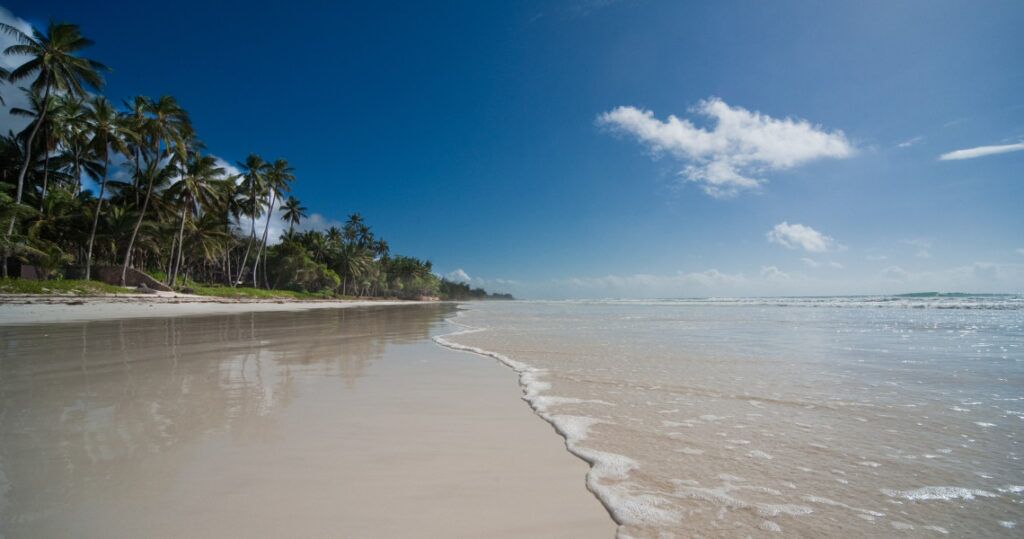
0 304 613 538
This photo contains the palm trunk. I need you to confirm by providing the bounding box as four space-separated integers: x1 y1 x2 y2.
253 191 277 289
120 170 156 285
5 77 49 240
73 149 82 195
84 149 110 281
39 124 51 212
234 181 259 286
170 203 188 287
2 81 50 277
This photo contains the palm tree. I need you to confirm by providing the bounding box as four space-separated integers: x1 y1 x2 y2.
83 96 132 281
51 95 90 194
233 153 266 286
167 151 226 286
0 20 107 241
9 89 57 210
280 196 307 233
252 158 294 288
335 242 371 296
119 155 175 285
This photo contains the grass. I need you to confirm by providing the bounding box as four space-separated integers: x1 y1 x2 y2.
0 277 129 295
187 284 336 300
2 277 368 301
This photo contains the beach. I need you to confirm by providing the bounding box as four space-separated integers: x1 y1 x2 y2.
0 302 613 538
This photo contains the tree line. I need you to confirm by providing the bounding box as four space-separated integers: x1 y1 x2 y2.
0 20 511 300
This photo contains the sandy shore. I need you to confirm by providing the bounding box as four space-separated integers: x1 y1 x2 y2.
0 303 612 537
0 293 423 325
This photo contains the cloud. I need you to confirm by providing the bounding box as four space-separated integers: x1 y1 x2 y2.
939 142 1024 161
1018 248 1024 256
897 136 924 148
445 268 471 284
878 262 1024 292
881 265 910 281
900 238 932 259
0 6 35 135
564 269 749 292
866 254 888 261
760 266 790 280
597 97 854 197
767 222 838 252
801 257 820 268
828 261 843 269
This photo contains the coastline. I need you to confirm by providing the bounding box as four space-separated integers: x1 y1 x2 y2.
0 293 428 325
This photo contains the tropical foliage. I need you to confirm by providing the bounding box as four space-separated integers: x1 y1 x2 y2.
0 19 510 301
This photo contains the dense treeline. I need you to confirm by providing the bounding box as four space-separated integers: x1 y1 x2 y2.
0 20 510 300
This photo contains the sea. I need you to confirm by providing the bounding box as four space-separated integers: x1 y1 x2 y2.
435 295 1024 537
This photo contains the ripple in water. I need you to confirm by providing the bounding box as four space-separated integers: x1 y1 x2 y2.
439 297 1024 537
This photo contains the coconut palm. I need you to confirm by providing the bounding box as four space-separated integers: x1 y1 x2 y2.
83 96 133 280
0 20 107 241
252 158 294 288
8 89 57 209
280 196 306 233
233 153 266 286
119 155 176 285
50 95 90 193
166 151 227 286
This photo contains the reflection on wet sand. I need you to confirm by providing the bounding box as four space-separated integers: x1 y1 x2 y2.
0 304 455 533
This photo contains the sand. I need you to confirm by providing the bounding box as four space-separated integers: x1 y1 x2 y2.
0 303 613 538
0 293 421 325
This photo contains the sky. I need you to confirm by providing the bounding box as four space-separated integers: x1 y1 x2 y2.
2 0 1022 298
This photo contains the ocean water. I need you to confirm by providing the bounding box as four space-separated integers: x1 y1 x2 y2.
436 296 1024 537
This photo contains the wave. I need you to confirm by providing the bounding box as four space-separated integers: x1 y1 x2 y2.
431 311 678 536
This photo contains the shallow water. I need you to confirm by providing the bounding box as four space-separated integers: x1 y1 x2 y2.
444 297 1024 537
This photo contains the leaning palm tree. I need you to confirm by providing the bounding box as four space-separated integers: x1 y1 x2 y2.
252 158 294 288
280 196 307 233
119 155 176 285
233 153 267 286
0 20 107 240
83 96 133 281
9 89 57 210
166 151 226 286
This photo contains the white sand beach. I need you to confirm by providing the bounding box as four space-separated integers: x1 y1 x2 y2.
0 302 613 538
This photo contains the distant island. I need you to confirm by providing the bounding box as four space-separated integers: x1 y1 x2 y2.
0 20 509 302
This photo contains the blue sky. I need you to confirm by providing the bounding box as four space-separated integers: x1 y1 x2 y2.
3 1 1022 298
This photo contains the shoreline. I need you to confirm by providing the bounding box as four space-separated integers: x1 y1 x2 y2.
434 313 629 533
0 293 434 325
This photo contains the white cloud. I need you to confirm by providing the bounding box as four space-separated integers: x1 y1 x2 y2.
866 254 888 261
801 257 820 268
939 142 1024 161
302 213 344 232
900 238 932 259
1017 248 1024 256
760 266 790 280
767 222 838 253
897 136 924 148
445 268 471 284
881 265 910 281
828 261 843 269
597 97 854 197
877 262 1024 293
0 6 35 135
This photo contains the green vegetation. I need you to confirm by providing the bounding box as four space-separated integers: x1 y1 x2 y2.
0 277 126 295
0 19 511 301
